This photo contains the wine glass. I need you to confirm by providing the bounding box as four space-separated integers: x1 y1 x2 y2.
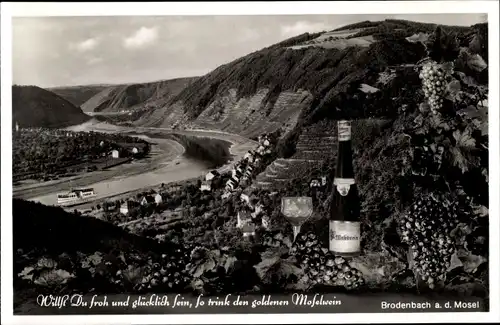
281 196 314 241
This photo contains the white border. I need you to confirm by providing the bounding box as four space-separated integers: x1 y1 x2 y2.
1 1 499 324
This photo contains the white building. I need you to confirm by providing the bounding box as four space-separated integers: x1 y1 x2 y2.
237 210 252 229
261 215 270 230
205 170 220 182
240 193 250 205
200 182 211 192
120 201 136 215
242 224 256 238
111 150 120 158
131 147 139 154
154 193 163 204
244 152 253 160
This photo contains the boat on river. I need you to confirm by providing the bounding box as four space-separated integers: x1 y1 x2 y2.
56 188 97 207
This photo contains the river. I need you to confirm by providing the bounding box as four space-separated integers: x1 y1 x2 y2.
13 120 257 207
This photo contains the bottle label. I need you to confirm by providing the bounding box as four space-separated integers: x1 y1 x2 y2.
329 221 361 253
338 120 351 141
334 178 355 196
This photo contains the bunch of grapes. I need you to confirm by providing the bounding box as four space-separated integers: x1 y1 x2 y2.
419 62 447 114
125 244 194 293
291 232 365 290
399 194 461 289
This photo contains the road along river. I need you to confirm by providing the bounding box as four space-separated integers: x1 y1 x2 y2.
13 120 257 207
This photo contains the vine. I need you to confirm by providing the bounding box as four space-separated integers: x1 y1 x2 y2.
398 27 489 293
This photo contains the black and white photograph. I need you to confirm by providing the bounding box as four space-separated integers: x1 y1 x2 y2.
1 1 499 324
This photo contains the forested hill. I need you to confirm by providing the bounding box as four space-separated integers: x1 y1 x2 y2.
12 85 91 128
79 77 199 113
134 19 486 140
49 84 112 107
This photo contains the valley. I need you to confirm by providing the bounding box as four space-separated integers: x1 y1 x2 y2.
10 18 490 313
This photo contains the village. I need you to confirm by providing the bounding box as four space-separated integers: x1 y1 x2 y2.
80 132 329 243
13 126 151 183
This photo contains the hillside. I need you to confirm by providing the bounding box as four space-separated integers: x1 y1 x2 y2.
13 199 168 307
80 77 198 113
49 84 112 107
134 19 486 140
12 85 90 128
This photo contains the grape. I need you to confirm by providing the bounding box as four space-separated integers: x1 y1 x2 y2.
291 231 364 290
419 62 448 114
399 194 461 289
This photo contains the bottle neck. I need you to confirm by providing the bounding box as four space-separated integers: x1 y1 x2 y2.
335 120 354 180
338 120 351 142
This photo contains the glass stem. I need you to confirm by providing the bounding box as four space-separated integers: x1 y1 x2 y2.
292 225 301 242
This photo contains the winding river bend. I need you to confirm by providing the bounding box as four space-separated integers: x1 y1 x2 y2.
13 120 257 207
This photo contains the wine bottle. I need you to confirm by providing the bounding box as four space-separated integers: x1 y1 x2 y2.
329 120 361 257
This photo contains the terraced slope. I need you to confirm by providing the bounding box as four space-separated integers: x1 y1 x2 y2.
137 20 482 140
253 121 337 190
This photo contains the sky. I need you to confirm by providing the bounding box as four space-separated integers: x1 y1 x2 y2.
12 14 487 88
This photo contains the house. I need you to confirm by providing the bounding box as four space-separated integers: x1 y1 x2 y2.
200 181 211 192
205 170 220 182
242 223 256 238
120 200 139 215
240 193 250 205
244 151 253 160
141 195 156 206
321 176 327 186
111 150 120 159
237 210 252 229
154 193 163 204
99 141 105 147
261 215 270 230
225 179 236 191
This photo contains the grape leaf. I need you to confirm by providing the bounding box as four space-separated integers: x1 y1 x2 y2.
429 114 451 131
34 269 75 287
224 255 238 273
467 53 488 72
473 205 488 217
455 71 478 87
482 168 488 183
457 105 488 136
37 257 58 269
447 252 463 272
447 79 461 97
290 274 312 291
458 252 487 274
453 129 476 148
441 62 455 75
189 249 221 277
281 236 293 249
254 255 303 285
18 266 36 281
